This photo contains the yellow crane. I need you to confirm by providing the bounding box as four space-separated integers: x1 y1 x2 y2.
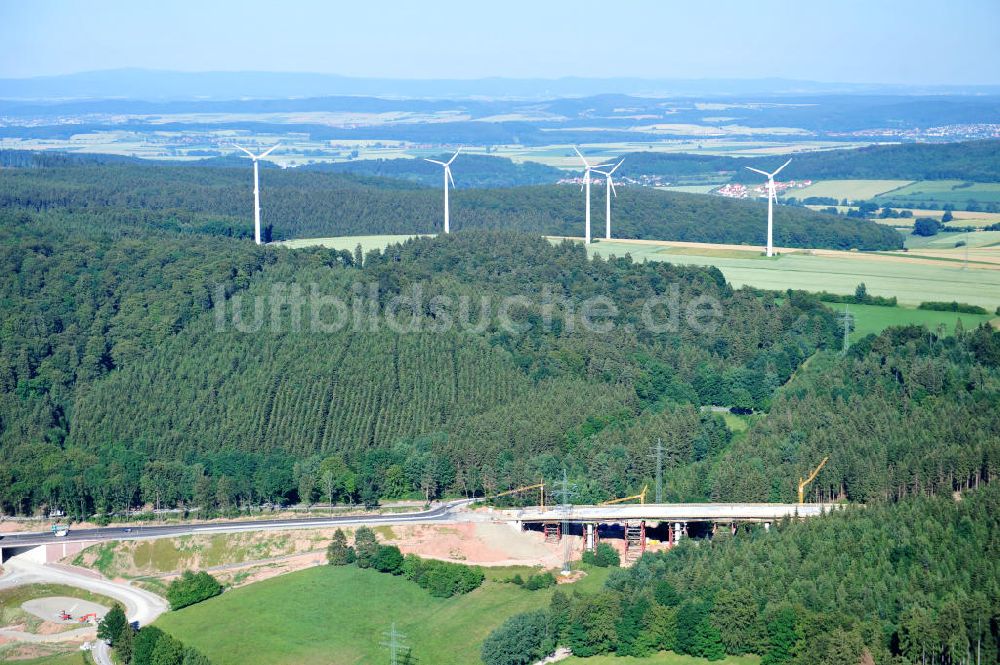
798 457 829 504
601 485 649 505
494 482 546 509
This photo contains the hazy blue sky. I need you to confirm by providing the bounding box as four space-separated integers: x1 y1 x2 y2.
3 0 998 84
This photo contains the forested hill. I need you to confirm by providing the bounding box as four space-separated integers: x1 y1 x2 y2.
617 139 1000 183
0 152 902 250
2 213 845 515
301 153 566 188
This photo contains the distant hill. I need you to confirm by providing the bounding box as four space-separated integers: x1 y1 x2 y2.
301 153 565 188
618 139 1000 184
0 152 902 250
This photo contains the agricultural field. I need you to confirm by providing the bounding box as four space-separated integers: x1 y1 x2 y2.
277 234 432 252
155 564 611 665
583 238 1000 309
842 303 993 341
874 180 1000 207
285 234 1000 311
790 179 913 201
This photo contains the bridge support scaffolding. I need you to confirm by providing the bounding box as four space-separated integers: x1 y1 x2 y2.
543 522 561 543
624 520 645 562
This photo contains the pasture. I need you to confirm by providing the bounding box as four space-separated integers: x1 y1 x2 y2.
277 234 433 252
156 564 611 665
874 180 1000 207
791 179 912 201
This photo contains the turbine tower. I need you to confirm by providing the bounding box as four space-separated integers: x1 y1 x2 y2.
232 143 281 245
745 158 791 257
425 148 461 234
574 147 610 244
591 159 624 240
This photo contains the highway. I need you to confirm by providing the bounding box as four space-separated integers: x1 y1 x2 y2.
0 500 466 551
512 502 842 523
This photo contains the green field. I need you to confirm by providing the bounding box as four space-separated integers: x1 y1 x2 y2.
156 564 611 665
277 234 433 252
903 229 1000 250
791 179 912 201
585 240 1000 309
837 303 993 340
875 180 1000 207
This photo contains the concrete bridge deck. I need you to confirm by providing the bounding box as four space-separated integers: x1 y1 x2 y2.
510 502 842 524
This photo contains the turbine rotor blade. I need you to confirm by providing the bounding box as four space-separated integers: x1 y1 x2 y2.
425 159 446 166
447 166 455 188
772 158 792 176
230 144 256 159
573 145 589 167
608 158 625 174
610 178 617 198
446 147 462 165
259 143 281 158
745 166 770 176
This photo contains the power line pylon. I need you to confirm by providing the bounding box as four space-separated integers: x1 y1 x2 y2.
381 622 409 665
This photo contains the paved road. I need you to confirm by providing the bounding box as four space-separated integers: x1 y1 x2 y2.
1 501 465 550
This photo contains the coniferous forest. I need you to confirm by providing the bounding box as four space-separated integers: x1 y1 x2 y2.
1 154 998 663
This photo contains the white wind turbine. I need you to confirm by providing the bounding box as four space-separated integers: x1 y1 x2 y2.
231 143 281 245
424 148 461 234
574 146 611 244
745 158 792 257
591 158 625 240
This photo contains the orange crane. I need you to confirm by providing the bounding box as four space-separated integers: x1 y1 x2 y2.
600 485 649 505
798 457 829 504
493 482 546 509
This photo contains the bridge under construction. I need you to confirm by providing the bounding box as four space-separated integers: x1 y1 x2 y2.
502 502 841 563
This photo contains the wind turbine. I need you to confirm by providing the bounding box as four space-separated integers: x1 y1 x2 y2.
574 146 610 244
591 159 624 240
425 148 461 234
232 143 281 245
745 158 792 257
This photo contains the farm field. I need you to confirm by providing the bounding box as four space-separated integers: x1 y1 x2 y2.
790 179 912 201
284 234 1000 310
804 205 1000 229
874 180 1000 207
655 184 719 194
840 303 993 340
277 233 433 251
156 564 611 665
581 238 1000 309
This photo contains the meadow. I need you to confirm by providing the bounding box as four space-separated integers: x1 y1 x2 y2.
791 179 912 201
155 564 612 665
874 180 1000 207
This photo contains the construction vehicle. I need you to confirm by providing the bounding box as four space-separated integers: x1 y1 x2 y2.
78 613 98 624
600 485 649 505
493 482 546 509
798 457 829 504
51 524 69 537
59 610 73 621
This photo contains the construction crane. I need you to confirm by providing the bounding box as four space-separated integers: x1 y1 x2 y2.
493 483 546 509
600 485 649 505
798 457 829 504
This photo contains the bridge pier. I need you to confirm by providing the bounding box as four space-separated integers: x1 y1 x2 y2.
583 523 598 553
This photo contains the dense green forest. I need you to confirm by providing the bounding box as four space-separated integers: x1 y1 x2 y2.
302 152 566 188
0 151 902 250
1 213 844 514
617 139 1000 184
486 483 1000 665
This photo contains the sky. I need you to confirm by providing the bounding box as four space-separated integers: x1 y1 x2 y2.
2 0 999 85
